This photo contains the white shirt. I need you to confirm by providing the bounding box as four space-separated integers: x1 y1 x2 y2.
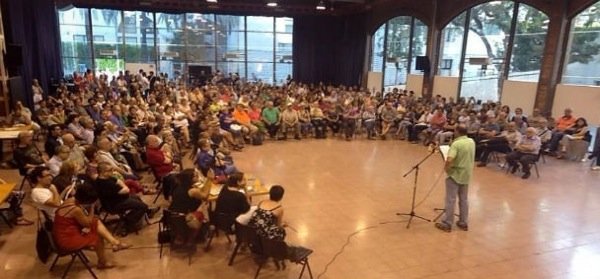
31 187 57 219
173 111 189 128
97 150 131 173
47 156 63 177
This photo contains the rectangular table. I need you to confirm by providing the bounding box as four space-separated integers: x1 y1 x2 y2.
0 183 17 204
0 125 33 140
208 175 270 202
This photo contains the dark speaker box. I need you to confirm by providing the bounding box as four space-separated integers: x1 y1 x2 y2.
5 44 23 66
415 56 430 72
8 76 26 108
189 65 212 77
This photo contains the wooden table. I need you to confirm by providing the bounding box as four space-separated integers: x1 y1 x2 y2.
0 125 32 140
0 183 17 204
207 175 270 202
0 125 33 162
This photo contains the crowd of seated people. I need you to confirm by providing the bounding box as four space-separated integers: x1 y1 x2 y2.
11 69 597 189
2 68 598 271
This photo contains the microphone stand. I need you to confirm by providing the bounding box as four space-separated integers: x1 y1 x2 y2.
396 148 437 228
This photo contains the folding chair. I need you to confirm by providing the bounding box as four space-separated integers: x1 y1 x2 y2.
98 206 129 236
254 236 313 279
229 222 260 266
506 152 541 178
42 212 98 279
158 209 193 265
204 211 234 251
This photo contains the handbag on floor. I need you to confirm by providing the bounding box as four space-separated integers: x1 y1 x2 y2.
35 211 53 264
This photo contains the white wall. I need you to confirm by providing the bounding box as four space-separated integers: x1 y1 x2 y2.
405 74 424 97
500 80 538 116
125 63 156 74
554 84 600 125
433 75 459 100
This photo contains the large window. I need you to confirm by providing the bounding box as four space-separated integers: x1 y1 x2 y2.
91 9 123 77
247 16 275 84
122 11 156 65
58 7 293 84
156 13 185 79
438 1 548 102
58 7 92 75
370 26 385 73
509 4 548 81
369 16 428 90
215 15 245 78
438 13 467 77
275 17 293 84
461 1 515 102
562 1 600 86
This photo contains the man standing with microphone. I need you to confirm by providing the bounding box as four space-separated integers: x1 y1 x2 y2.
436 124 475 232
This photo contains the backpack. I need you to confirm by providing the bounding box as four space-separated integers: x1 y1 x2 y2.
252 133 264 146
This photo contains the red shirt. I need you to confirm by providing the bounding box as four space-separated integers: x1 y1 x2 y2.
146 146 173 179
248 108 261 121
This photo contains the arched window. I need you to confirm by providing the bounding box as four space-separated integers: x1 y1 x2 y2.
508 4 548 81
438 1 548 101
562 2 600 86
369 16 428 90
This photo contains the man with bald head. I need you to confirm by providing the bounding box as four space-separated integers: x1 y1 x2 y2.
506 127 541 179
146 135 174 180
96 136 134 177
62 133 86 168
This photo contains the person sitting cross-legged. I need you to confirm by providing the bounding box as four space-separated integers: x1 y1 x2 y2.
94 162 157 234
477 122 521 167
52 182 131 269
505 127 542 179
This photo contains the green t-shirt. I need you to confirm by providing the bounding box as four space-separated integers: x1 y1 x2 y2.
262 107 280 124
447 135 475 185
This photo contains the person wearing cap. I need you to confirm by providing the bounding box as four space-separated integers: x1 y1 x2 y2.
279 105 301 140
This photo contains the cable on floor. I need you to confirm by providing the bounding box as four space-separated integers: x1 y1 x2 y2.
316 169 445 278
316 224 379 279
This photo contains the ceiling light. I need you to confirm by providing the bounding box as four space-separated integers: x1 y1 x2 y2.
316 1 326 10
267 1 278 7
206 0 217 3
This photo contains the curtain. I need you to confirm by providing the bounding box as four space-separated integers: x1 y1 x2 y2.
3 0 63 109
293 14 367 86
